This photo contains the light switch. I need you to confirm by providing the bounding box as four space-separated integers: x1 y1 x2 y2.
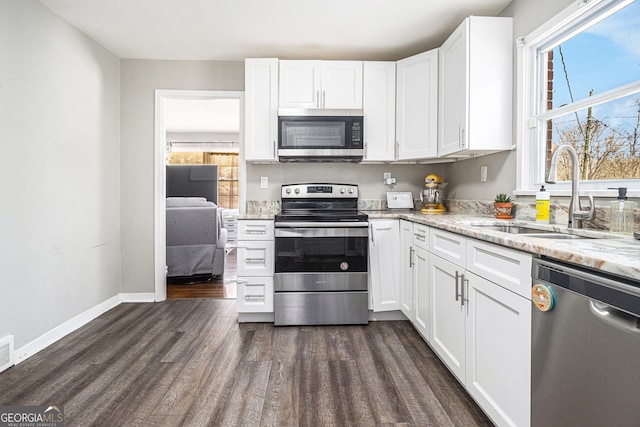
480 166 488 182
260 176 268 189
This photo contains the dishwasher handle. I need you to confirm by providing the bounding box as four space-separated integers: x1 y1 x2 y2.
589 301 640 333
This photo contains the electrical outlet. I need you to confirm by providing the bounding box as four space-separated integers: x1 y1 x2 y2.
383 172 391 184
260 176 268 189
480 166 488 182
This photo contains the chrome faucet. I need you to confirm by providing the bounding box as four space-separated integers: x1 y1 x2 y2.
546 144 595 228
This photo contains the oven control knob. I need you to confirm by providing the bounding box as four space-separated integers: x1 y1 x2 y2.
340 188 346 194
294 188 300 194
348 188 354 194
285 188 291 194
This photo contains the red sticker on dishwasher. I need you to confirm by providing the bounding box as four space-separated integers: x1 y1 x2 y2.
340 262 349 271
532 283 555 312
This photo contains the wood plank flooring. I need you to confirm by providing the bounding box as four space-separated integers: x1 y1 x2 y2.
0 299 493 426
167 251 237 299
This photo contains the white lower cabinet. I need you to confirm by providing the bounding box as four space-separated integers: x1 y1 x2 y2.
429 254 466 380
399 220 431 341
399 220 415 320
465 271 531 427
412 245 430 340
369 219 400 311
429 228 531 427
236 220 274 318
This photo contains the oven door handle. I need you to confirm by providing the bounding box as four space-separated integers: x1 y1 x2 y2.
275 227 369 238
275 222 369 228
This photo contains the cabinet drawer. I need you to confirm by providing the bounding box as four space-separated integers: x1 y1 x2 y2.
430 228 466 267
466 238 532 299
236 276 274 313
237 241 274 276
412 223 430 250
238 220 274 240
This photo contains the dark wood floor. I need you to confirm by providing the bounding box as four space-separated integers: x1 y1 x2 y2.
167 250 237 299
0 299 492 426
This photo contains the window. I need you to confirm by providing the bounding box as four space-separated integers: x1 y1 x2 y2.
518 0 640 195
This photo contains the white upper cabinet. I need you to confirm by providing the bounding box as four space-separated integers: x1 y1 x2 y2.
244 58 279 161
396 49 439 160
279 60 363 109
363 61 396 161
438 16 513 157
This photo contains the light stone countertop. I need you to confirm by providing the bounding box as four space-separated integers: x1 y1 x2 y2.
366 210 640 281
236 210 640 281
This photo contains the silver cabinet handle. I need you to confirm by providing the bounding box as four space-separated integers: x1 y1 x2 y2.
414 233 426 242
273 140 277 158
245 229 266 234
316 90 320 108
461 274 469 306
455 271 461 302
245 258 266 264
409 247 414 268
322 90 326 109
244 295 265 301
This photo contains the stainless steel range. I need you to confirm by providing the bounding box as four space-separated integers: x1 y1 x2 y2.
274 183 369 326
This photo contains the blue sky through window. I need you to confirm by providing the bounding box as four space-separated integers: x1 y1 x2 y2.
551 0 640 107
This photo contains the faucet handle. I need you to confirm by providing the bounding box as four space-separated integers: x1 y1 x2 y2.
575 194 596 221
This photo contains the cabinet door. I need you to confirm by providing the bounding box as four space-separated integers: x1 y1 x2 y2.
396 49 438 160
279 60 321 108
413 246 430 341
399 220 414 320
465 272 531 427
363 61 396 161
322 61 363 109
429 254 466 382
237 241 274 276
236 276 274 313
245 58 278 161
438 20 468 156
369 220 400 311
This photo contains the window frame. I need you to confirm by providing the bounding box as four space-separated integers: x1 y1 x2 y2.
516 0 640 197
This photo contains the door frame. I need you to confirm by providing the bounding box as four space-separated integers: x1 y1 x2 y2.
154 89 245 301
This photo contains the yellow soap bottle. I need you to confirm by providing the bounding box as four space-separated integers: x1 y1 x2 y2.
536 185 550 223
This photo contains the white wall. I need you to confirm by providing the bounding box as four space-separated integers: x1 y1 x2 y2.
0 1 121 349
120 60 244 293
444 0 575 201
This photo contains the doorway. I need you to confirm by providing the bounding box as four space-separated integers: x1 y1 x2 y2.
154 90 244 302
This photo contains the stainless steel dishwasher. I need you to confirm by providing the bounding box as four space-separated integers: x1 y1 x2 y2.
531 257 640 427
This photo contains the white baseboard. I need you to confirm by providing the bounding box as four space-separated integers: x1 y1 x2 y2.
120 293 156 303
14 292 156 364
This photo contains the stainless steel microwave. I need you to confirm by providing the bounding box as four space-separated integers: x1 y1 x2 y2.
277 115 364 162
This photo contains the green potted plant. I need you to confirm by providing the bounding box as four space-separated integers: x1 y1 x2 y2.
494 193 513 219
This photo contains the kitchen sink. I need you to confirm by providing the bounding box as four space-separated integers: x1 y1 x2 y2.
468 224 592 239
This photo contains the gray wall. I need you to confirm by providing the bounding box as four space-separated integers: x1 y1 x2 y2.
120 60 243 293
0 1 121 349
246 163 445 201
444 0 575 201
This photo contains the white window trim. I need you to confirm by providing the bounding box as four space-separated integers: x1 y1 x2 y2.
516 0 640 197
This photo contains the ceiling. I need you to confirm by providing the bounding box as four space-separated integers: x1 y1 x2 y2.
39 0 512 61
